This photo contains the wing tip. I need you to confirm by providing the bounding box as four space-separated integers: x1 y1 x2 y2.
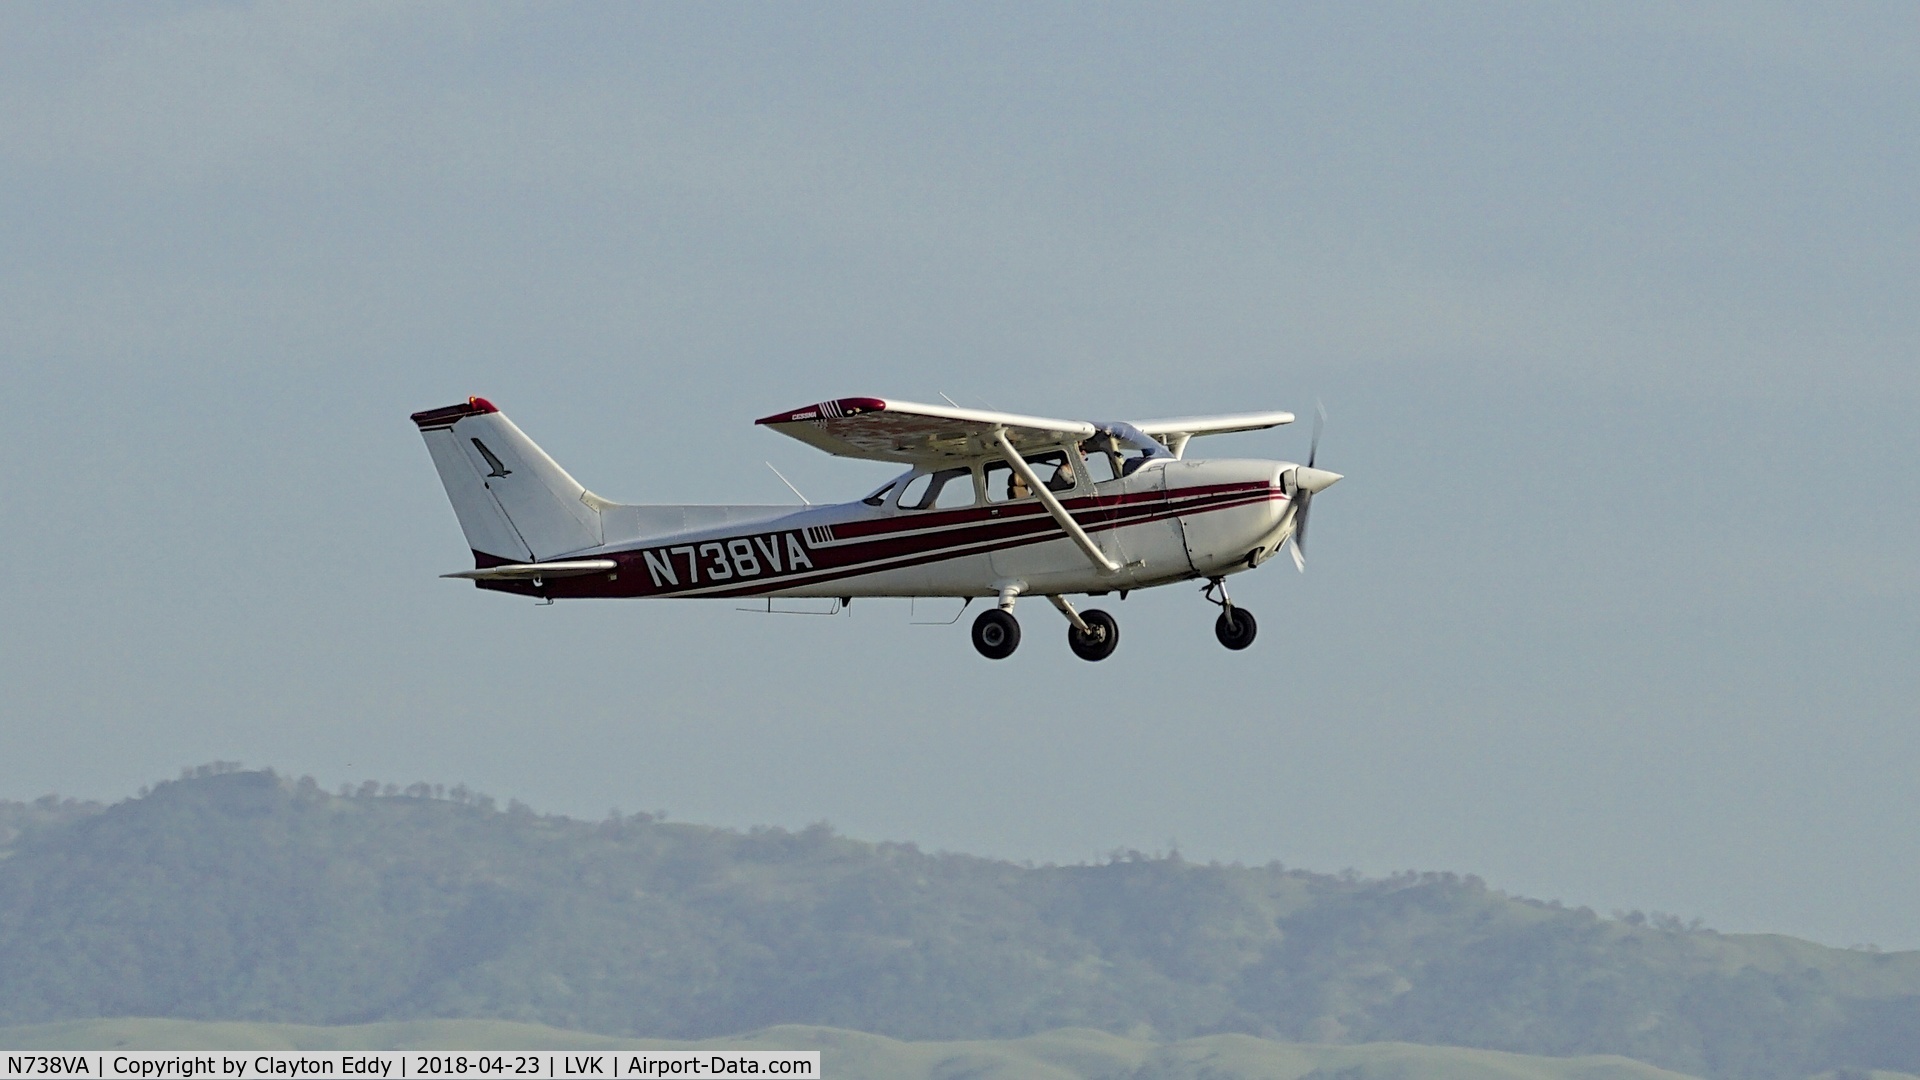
754 397 888 425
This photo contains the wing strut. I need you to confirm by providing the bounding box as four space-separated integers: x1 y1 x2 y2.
991 428 1124 576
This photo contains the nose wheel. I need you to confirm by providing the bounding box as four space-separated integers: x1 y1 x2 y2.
971 608 1021 659
1202 578 1258 651
1214 607 1257 649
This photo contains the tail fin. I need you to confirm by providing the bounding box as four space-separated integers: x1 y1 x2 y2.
410 398 603 563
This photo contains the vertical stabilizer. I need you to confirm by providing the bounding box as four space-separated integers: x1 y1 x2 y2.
410 398 603 563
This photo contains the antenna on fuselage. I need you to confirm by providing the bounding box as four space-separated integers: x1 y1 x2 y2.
764 461 811 505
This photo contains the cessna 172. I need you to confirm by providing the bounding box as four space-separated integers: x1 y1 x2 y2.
411 396 1341 660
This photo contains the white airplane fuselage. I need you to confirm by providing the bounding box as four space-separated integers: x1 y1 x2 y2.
414 395 1342 658
476 456 1300 604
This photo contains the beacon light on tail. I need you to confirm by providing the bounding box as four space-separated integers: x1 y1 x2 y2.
410 395 1340 660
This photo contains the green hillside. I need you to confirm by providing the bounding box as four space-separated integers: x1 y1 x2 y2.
0 1018 1716 1080
2 769 1916 1080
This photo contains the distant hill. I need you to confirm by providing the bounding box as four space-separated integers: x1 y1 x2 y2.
1 769 1916 1080
0 1018 1716 1080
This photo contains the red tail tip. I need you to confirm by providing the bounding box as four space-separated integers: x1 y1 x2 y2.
467 396 499 413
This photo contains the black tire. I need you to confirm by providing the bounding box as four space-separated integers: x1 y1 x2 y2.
971 608 1021 659
1214 607 1257 650
1067 609 1120 662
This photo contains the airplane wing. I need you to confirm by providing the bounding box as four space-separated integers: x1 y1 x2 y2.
755 397 1096 464
1127 410 1295 457
1131 411 1296 440
756 397 1296 464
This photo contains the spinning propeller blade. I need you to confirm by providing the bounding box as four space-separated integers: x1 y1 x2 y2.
1287 402 1338 571
1308 399 1324 471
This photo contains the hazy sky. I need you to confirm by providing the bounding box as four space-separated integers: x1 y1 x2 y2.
3 3 1916 950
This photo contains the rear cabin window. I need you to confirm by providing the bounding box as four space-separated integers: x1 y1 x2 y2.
897 467 976 510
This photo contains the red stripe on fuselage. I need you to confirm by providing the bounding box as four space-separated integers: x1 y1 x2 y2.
661 483 1273 596
484 483 1282 600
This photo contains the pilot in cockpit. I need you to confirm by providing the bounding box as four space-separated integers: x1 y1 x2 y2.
1008 458 1075 500
1049 458 1075 491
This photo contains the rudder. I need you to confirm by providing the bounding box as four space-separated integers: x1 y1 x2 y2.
410 397 603 563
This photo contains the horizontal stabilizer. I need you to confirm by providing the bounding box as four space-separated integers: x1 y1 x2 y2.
442 560 618 581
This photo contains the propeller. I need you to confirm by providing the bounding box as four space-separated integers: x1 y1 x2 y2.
1287 402 1341 571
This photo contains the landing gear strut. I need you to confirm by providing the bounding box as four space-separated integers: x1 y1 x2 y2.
971 608 1021 659
1202 577 1258 651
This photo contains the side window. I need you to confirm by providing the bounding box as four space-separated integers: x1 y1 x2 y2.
862 478 899 506
897 473 933 508
1080 444 1119 484
985 451 1078 502
932 469 978 508
897 467 975 510
983 461 1023 503
1032 451 1077 493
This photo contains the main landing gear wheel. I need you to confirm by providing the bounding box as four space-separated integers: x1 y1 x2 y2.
972 608 1021 660
1214 607 1258 650
1067 609 1119 662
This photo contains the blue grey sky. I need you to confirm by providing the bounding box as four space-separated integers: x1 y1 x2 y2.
3 3 1915 949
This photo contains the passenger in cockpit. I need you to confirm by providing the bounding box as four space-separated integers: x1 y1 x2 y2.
1047 458 1076 492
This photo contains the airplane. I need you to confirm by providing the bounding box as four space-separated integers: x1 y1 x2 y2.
410 395 1341 660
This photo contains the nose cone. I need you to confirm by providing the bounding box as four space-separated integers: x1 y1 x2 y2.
1291 466 1343 494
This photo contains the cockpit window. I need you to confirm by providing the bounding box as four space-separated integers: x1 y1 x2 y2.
897 467 975 510
1080 443 1120 484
